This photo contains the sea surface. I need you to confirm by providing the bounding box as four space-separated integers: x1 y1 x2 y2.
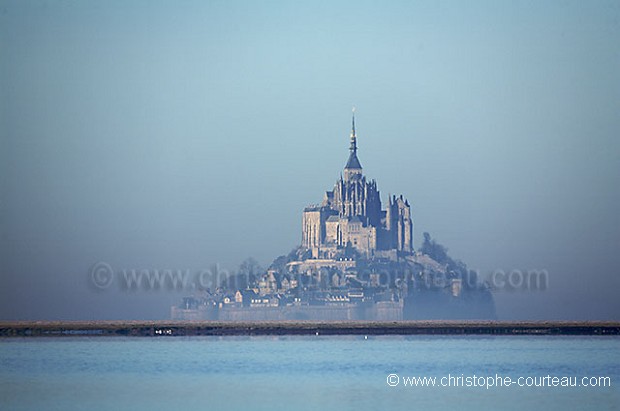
1 335 619 410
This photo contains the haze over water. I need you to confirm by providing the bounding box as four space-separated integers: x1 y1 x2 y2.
1 1 619 320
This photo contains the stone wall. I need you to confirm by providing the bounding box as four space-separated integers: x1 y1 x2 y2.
171 302 404 321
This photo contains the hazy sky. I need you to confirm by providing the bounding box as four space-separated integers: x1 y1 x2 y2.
1 0 619 320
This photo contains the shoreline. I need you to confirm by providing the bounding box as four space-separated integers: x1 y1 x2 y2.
1 320 619 337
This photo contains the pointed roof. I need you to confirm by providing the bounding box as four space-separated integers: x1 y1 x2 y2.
345 151 362 169
344 108 362 170
349 215 363 224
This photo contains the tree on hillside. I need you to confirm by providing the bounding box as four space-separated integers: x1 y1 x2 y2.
420 232 449 264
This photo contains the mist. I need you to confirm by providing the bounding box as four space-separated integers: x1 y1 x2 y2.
1 0 619 320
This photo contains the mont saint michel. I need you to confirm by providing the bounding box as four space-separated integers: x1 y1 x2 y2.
172 113 495 321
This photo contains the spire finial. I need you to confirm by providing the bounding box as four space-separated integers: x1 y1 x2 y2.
350 107 357 153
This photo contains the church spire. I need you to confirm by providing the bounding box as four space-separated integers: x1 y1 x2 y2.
344 107 362 178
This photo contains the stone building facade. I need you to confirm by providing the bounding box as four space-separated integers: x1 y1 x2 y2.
301 114 413 259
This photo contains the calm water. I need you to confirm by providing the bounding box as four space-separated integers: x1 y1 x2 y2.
1 336 619 410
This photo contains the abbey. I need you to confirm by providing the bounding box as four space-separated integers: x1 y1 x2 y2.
172 112 497 321
301 114 413 259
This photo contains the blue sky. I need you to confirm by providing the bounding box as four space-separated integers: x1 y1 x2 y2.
1 0 619 319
